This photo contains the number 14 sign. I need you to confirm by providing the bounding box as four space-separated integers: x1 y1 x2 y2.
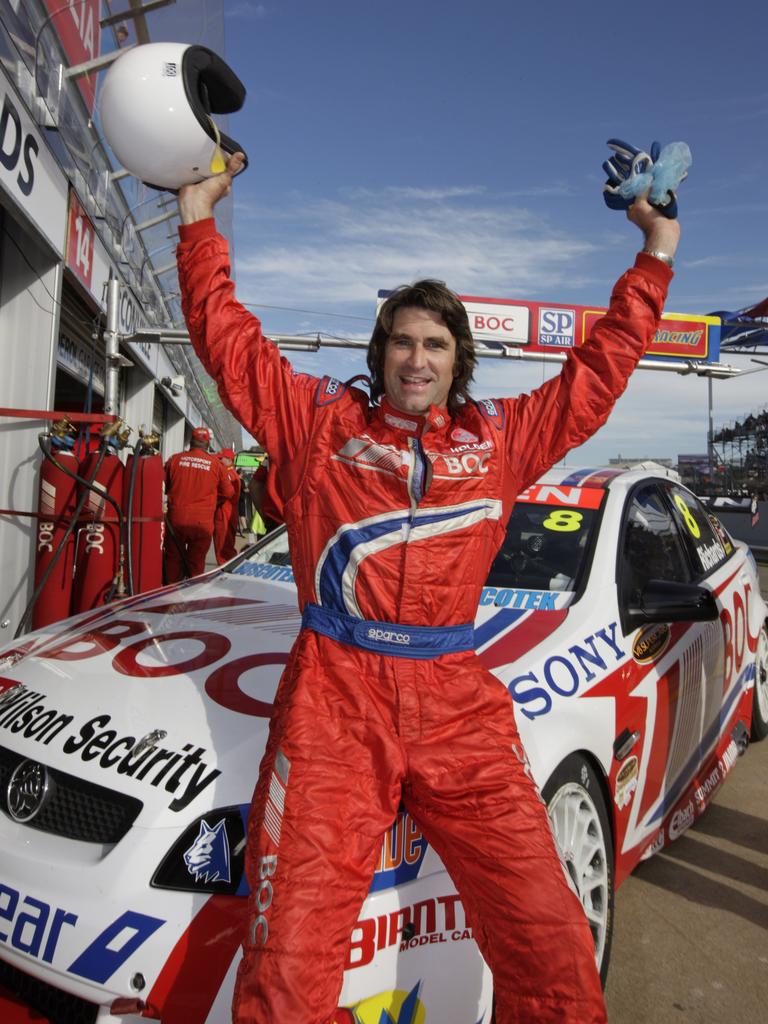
66 190 94 290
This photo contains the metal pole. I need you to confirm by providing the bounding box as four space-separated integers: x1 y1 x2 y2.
133 209 180 233
708 376 715 482
105 277 121 417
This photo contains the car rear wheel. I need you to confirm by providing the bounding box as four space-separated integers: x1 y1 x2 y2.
751 623 768 741
542 754 615 986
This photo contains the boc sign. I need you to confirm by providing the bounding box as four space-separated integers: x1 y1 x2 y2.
461 299 530 345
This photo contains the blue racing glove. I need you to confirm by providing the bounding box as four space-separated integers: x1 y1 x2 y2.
602 138 690 219
602 139 659 211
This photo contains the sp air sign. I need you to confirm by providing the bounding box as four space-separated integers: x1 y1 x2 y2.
538 307 576 348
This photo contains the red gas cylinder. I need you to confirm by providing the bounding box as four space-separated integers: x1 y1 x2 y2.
32 438 80 630
123 448 164 594
71 446 125 613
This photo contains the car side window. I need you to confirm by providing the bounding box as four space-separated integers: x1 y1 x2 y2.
666 484 730 577
621 483 693 605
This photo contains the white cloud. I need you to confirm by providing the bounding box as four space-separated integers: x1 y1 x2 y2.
562 362 768 465
340 185 487 201
498 183 578 199
225 2 267 19
233 187 599 311
681 255 733 269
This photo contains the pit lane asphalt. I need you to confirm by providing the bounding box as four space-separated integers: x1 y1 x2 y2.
605 562 768 1024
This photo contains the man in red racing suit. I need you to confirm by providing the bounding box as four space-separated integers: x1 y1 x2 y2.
177 155 678 1024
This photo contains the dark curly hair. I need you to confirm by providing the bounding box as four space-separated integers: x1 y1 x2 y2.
367 279 476 417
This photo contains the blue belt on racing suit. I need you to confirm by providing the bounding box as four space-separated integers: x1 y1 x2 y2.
301 603 475 660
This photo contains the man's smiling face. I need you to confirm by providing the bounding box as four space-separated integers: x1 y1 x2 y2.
383 306 457 415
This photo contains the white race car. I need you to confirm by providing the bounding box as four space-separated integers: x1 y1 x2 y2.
0 466 766 1024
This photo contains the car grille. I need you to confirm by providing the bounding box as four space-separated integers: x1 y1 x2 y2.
0 745 142 844
0 957 97 1024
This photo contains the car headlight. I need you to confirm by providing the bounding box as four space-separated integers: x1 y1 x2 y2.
151 805 249 896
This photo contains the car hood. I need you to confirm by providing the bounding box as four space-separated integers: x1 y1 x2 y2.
0 562 581 830
0 570 301 829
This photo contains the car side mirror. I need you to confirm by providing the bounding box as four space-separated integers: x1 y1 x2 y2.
625 578 719 631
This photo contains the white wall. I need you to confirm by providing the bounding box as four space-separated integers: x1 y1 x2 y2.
122 362 156 447
0 215 61 633
164 406 186 461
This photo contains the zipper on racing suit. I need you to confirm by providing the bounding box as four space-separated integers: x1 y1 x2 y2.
407 435 430 518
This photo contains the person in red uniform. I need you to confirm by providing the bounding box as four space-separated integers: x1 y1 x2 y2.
213 446 241 562
177 153 680 1024
164 426 234 581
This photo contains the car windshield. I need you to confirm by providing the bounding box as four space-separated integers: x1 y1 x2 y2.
227 528 294 584
486 493 603 593
241 529 291 566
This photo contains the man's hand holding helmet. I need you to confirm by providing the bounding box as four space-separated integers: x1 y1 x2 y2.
179 151 247 224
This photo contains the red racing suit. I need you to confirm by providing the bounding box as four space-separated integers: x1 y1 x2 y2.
164 446 234 580
214 463 242 562
177 219 671 1024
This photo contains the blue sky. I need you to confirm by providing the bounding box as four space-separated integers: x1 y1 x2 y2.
208 0 768 463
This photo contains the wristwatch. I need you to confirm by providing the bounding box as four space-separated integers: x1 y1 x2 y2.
642 248 675 268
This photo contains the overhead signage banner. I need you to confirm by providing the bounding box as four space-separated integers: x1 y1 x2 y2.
377 277 721 364
43 0 102 114
378 289 720 365
458 293 719 364
0 66 68 255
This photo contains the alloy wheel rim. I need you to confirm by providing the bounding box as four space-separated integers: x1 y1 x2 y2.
548 782 610 968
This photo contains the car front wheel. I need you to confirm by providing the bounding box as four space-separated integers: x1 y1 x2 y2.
751 623 768 741
542 754 615 986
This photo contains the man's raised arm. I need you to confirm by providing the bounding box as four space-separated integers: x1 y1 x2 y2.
175 151 316 472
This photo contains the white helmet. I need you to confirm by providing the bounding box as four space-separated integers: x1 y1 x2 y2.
99 42 248 191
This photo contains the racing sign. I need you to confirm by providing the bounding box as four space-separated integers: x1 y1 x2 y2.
583 309 719 362
459 294 718 363
376 289 721 365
